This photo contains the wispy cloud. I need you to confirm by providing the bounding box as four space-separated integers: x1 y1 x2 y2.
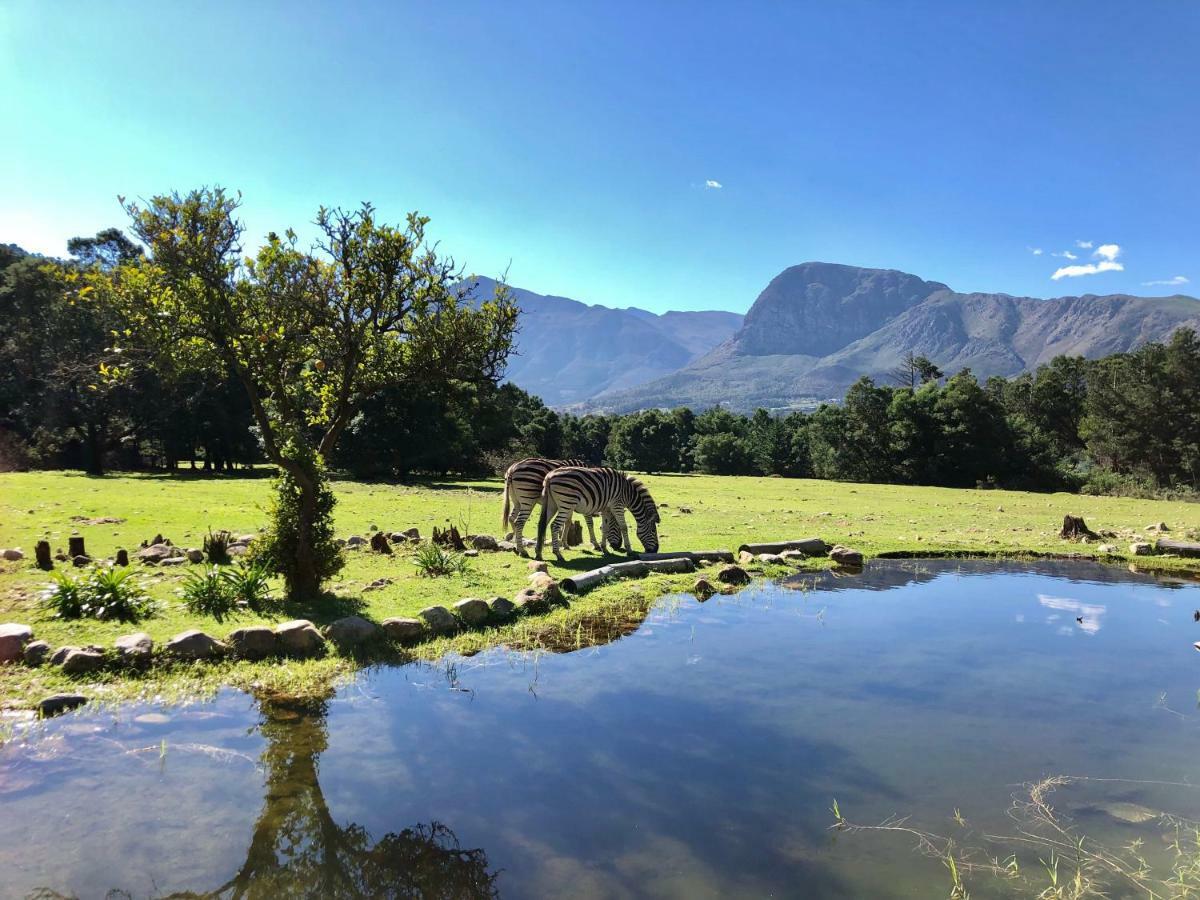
1052 250 1078 260
1029 247 1044 256
1051 242 1124 280
1142 275 1190 287
704 179 722 190
1075 240 1094 249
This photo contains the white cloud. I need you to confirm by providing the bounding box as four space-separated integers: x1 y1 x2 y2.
1029 247 1044 256
1094 243 1120 262
1039 594 1106 634
1143 275 1190 287
1075 240 1094 248
704 179 722 189
1052 261 1124 280
1052 250 1078 260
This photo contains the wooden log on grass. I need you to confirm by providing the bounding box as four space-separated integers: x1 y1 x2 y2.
562 557 696 594
736 538 828 557
1155 538 1200 558
637 550 735 564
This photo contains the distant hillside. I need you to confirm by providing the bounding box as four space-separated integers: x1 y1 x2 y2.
460 277 742 406
577 262 1200 413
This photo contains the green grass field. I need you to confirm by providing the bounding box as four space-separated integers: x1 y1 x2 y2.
2 469 1199 709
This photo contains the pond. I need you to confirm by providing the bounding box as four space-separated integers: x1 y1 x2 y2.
3 560 1200 898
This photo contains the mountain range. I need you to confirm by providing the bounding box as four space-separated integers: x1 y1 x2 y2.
468 264 1200 413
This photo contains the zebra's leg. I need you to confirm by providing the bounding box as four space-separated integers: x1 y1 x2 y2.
510 502 531 557
583 515 603 551
612 505 634 555
550 507 574 562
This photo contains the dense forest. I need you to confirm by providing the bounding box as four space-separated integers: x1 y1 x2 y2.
3 235 1199 497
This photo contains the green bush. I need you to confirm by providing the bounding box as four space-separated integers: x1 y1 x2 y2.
180 560 275 621
40 566 153 622
412 543 469 578
204 528 232 565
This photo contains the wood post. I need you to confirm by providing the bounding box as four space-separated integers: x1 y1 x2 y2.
35 540 52 570
115 548 130 566
68 535 86 558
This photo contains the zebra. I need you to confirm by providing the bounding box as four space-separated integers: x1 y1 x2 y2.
502 458 623 556
536 467 660 562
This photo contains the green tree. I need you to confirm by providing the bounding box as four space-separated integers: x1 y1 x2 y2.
606 409 680 473
107 188 517 598
693 431 755 474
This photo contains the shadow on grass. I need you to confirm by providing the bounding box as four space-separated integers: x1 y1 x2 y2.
281 590 370 626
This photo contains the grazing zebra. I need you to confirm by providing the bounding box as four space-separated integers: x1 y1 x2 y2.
502 458 623 556
536 467 660 562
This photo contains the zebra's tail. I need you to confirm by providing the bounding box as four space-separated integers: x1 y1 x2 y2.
502 474 512 531
535 487 552 560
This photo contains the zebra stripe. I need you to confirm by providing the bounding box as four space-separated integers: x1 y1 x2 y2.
535 467 660 561
502 458 622 556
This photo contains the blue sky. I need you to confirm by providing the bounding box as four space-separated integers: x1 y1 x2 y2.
1 1 1195 312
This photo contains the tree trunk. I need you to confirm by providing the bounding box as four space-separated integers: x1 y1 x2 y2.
288 468 322 600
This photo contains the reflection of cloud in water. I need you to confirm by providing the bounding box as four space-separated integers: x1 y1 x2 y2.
1039 594 1107 634
1015 613 1025 623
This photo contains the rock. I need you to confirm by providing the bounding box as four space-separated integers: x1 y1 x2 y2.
115 548 130 566
38 694 88 717
716 565 751 586
830 545 864 566
1130 542 1154 556
453 598 491 627
166 630 227 660
496 540 517 552
236 534 257 545
136 543 175 563
363 577 393 592
528 560 548 573
463 549 479 557
1098 544 1119 554
325 615 381 647
679 507 694 514
757 553 786 565
389 532 407 543
382 617 426 643
527 572 563 605
693 577 716 597
114 632 153 663
23 640 51 666
513 588 550 613
49 646 75 666
227 626 277 660
159 556 187 566
470 534 500 551
345 535 367 547
2 548 25 561
227 544 249 557
0 623 34 663
487 596 515 619
419 606 458 635
72 554 91 567
186 548 204 563
738 550 756 565
1094 802 1160 825
400 528 420 541
780 550 807 562
61 647 105 674
275 620 326 656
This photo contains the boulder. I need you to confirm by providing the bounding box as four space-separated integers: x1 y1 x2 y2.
780 550 807 562
136 543 175 563
227 626 277 660
274 620 326 656
159 556 187 567
716 565 751 586
400 528 420 541
464 549 479 557
72 555 91 567
369 532 392 554
487 596 515 619
236 534 257 545
756 553 786 565
382 617 426 644
453 598 491 627
470 534 500 551
227 544 249 557
0 623 33 663
185 548 205 563
496 540 517 552
418 606 458 636
50 646 75 666
692 577 716 598
512 588 550 614
115 548 130 566
345 535 367 547
830 545 864 566
1130 542 1154 556
2 548 25 561
1098 544 1119 554
527 560 548 574
61 647 105 674
114 632 153 663
325 615 381 647
527 572 563 605
1148 522 1170 532
23 640 51 666
738 550 757 565
166 630 227 660
38 694 88 717
363 577 393 592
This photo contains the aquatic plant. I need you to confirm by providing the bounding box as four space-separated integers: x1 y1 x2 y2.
39 565 153 622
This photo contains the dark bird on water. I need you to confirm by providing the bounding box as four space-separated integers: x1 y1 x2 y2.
1193 610 1199 622
1076 616 1084 624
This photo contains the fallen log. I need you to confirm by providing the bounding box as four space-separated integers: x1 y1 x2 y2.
736 538 828 557
636 550 735 563
562 557 696 593
1155 538 1200 559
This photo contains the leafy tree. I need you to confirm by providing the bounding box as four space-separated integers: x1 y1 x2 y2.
106 188 517 598
606 409 680 473
693 431 755 474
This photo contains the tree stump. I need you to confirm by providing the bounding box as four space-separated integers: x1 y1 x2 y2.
565 519 583 548
1060 515 1098 541
35 540 53 570
432 525 466 551
68 535 86 558
115 548 130 567
369 531 392 554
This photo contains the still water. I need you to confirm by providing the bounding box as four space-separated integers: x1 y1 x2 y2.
3 560 1200 899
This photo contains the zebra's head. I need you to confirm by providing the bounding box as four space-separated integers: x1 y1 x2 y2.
625 476 660 553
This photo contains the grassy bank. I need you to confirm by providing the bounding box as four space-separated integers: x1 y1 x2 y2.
2 469 1199 709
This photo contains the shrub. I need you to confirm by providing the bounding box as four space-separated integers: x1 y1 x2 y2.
181 561 275 621
412 543 469 578
204 528 232 565
225 559 274 609
40 566 153 622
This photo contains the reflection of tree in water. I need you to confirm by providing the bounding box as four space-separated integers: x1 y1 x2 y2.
181 696 499 900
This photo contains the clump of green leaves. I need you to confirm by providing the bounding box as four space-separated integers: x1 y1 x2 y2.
412 543 469 578
40 565 153 622
180 561 276 621
204 528 232 565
